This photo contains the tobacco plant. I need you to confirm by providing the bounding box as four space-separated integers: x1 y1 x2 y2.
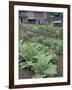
19 42 57 78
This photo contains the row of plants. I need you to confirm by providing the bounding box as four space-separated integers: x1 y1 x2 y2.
19 24 63 40
19 23 63 78
31 37 63 55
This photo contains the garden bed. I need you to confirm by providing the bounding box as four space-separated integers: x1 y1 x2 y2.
19 24 63 79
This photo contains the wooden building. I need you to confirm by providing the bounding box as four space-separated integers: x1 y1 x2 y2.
19 11 63 27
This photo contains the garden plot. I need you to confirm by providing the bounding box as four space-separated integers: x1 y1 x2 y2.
19 24 63 79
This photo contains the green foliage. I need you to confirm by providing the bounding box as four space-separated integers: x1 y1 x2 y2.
19 24 63 40
42 38 63 54
19 42 57 78
19 43 38 61
19 23 63 78
43 63 57 75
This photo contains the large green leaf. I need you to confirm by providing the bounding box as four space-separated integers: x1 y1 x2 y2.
43 63 57 75
19 62 27 69
20 43 37 61
32 53 56 75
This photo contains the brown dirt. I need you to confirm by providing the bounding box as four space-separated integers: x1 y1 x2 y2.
19 67 33 79
56 55 63 77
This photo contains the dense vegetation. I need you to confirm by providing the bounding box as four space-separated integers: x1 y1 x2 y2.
19 23 63 78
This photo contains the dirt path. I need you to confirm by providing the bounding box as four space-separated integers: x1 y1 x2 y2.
57 55 63 77
19 67 33 79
